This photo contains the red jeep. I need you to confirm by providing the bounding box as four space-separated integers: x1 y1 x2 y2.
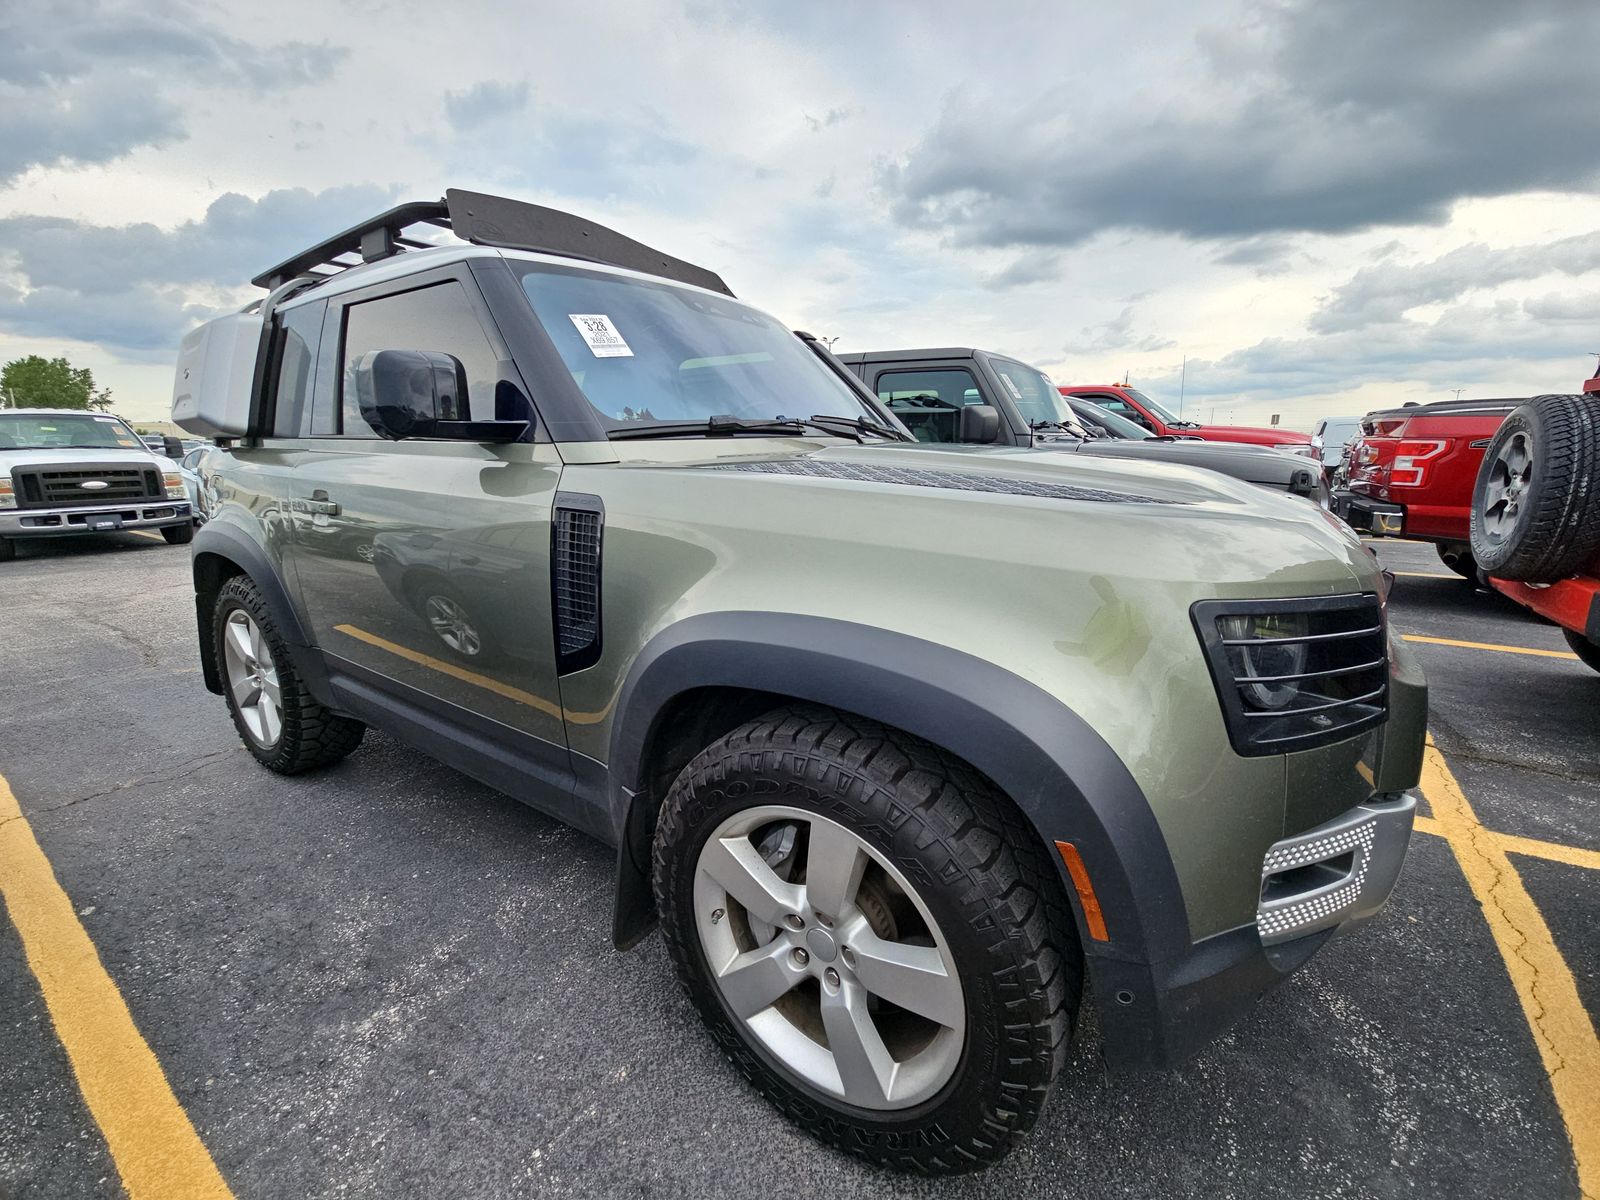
1335 398 1519 576
1059 385 1314 451
1471 383 1600 673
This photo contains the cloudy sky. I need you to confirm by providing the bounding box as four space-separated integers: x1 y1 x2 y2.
2 0 1598 427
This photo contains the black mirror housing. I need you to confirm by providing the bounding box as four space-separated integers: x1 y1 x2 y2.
161 435 184 459
352 349 467 440
959 404 1001 443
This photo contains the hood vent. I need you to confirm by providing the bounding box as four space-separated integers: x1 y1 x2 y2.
701 459 1183 504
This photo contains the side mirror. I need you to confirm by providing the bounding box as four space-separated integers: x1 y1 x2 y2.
351 350 527 443
959 404 1001 443
161 435 184 459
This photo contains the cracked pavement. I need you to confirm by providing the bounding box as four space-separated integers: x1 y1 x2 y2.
0 530 1593 1199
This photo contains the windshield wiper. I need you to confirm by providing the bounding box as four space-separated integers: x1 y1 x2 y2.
805 414 912 442
608 416 867 442
1029 420 1085 439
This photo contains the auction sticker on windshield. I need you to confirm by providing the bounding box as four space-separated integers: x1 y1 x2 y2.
568 314 633 358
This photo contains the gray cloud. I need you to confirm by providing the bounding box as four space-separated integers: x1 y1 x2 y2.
0 185 400 353
1310 231 1600 332
883 0 1600 250
984 252 1062 290
1135 297 1597 404
444 80 531 132
0 0 346 185
1076 306 1176 355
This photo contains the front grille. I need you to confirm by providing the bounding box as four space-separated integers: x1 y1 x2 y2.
1192 593 1388 756
551 494 604 673
12 465 162 509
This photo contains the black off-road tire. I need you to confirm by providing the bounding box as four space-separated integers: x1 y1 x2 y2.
653 705 1082 1174
1564 629 1600 675
1471 394 1600 582
162 521 196 545
0 537 13 562
214 575 365 773
1436 542 1477 580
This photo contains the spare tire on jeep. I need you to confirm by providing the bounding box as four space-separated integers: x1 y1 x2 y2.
1470 393 1600 582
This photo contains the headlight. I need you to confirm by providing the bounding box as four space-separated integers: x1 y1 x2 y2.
0 478 14 509
1193 596 1389 755
1219 613 1310 710
162 471 185 498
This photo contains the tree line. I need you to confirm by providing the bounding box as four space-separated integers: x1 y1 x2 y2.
0 356 113 411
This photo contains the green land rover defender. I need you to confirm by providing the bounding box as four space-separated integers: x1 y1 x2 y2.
173 190 1426 1173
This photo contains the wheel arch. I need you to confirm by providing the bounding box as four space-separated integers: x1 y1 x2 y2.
606 612 1190 972
191 521 321 700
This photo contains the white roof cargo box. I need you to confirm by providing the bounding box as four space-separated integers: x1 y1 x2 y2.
171 310 264 438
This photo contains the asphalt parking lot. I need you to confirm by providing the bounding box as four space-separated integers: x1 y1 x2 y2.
0 531 1595 1199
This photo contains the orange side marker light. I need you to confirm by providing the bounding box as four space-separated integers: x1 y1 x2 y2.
1054 840 1109 942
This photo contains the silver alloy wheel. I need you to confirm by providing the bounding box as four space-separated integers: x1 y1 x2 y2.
222 609 283 748
1481 430 1533 542
424 594 481 656
693 805 966 1111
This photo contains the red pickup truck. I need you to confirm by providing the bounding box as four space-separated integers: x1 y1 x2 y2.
1471 383 1600 673
1059 384 1314 451
1335 397 1520 576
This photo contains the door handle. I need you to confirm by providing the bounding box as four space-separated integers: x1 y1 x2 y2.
297 495 341 516
459 555 480 566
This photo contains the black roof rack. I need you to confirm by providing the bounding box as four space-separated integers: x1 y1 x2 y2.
252 188 734 297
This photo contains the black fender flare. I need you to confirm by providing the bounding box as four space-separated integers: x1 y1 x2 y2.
190 521 329 703
606 612 1190 969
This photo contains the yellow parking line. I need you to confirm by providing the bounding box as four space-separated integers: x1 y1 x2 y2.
1414 814 1600 871
1495 830 1600 872
334 623 563 718
0 772 233 1200
1420 741 1600 1196
332 624 613 725
129 530 165 542
1392 571 1457 580
1403 633 1578 660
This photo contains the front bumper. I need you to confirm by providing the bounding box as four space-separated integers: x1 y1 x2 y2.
0 501 192 537
1092 791 1416 1068
1332 489 1405 536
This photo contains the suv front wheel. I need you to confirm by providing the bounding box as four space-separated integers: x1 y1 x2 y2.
653 706 1080 1174
214 575 365 773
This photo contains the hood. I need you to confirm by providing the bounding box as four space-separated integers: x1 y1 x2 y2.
0 445 171 472
1070 438 1319 491
1186 423 1311 444
584 436 1379 604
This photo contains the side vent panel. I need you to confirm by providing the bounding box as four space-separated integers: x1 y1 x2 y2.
552 493 604 674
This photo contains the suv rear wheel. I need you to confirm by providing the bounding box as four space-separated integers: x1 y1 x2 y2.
1564 629 1600 675
653 705 1079 1174
214 576 365 772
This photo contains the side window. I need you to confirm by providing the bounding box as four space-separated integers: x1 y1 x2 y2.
1086 393 1151 427
270 301 325 437
338 281 503 438
875 368 982 444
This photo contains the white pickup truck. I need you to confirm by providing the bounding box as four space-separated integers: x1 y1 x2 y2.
0 408 194 561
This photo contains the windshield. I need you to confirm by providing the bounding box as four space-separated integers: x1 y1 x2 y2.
1125 388 1191 425
0 412 144 451
1071 399 1151 439
987 357 1089 435
516 263 880 431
